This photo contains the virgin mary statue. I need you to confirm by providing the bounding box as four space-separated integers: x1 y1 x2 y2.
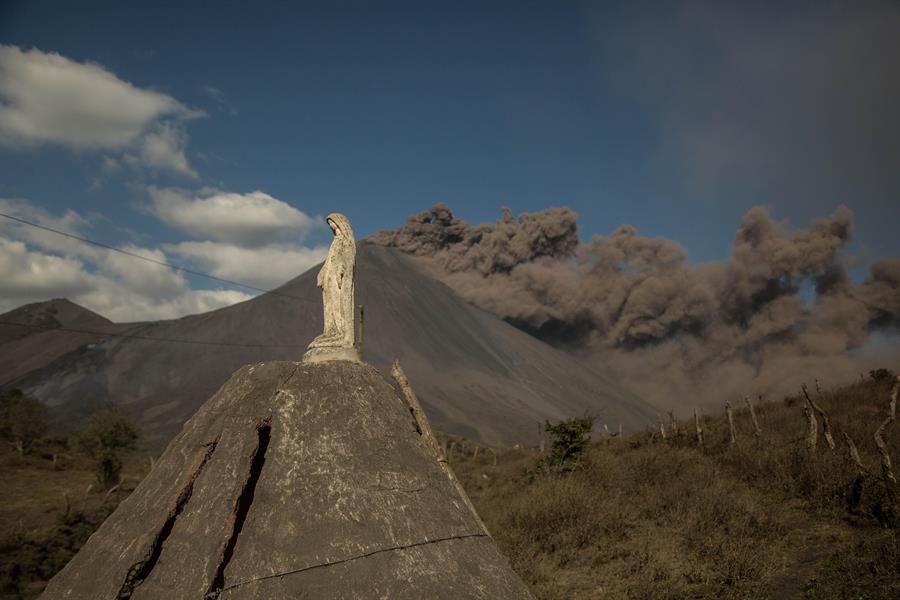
303 213 360 363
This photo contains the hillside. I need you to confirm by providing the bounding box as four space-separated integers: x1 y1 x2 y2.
0 300 128 385
0 244 654 449
2 373 897 598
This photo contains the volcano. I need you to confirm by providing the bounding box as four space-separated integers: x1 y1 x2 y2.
0 243 654 449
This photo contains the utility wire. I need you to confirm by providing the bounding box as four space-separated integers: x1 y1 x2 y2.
0 319 305 349
0 211 317 303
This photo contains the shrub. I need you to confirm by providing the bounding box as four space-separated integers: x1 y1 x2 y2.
0 388 48 455
77 408 138 488
534 416 594 474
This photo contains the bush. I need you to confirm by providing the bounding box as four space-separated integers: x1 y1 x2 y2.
0 388 48 456
534 416 594 474
77 408 138 488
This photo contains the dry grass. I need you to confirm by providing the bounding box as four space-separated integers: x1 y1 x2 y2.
450 375 900 599
0 442 148 598
1 375 897 599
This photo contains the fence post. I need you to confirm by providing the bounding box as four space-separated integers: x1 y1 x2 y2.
745 395 762 437
801 384 819 451
694 407 704 446
390 359 490 536
873 375 899 485
725 401 737 445
803 383 835 450
358 304 365 358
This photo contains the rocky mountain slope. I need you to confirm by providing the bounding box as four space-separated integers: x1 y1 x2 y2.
0 244 654 449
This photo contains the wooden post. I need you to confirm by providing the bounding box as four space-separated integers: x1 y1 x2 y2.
803 384 834 450
873 375 899 485
843 431 868 512
745 395 762 437
618 423 623 438
801 384 819 451
725 401 736 446
357 305 365 358
694 407 703 446
391 360 490 536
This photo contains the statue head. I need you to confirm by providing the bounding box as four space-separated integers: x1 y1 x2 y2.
326 212 354 241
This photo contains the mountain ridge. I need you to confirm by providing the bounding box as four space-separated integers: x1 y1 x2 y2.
1 244 655 448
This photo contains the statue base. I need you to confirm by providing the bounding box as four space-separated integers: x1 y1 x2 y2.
302 346 361 364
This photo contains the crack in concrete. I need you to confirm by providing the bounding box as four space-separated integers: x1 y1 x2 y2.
116 436 219 599
215 532 490 595
205 419 272 599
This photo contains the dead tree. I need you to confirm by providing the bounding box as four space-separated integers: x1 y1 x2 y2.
391 360 490 536
801 384 819 451
745 395 762 437
873 375 899 485
725 401 737 445
803 378 834 450
843 431 868 511
694 407 704 446
842 432 867 476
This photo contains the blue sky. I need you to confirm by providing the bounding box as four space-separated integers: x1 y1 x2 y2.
1 1 898 320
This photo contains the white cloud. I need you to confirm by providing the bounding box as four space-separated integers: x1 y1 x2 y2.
0 198 255 321
0 45 204 177
167 241 327 289
0 238 94 301
127 122 198 179
147 187 321 247
0 45 200 149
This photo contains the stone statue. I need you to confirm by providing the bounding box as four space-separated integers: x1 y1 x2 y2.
303 212 361 363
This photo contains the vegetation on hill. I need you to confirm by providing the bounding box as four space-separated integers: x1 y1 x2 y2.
0 405 145 599
449 372 900 599
0 373 897 599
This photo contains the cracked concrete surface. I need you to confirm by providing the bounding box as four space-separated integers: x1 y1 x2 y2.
41 360 533 599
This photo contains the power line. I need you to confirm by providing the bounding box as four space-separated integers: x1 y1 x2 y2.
0 211 317 303
0 320 305 349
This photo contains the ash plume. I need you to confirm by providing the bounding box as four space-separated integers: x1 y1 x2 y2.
370 204 900 412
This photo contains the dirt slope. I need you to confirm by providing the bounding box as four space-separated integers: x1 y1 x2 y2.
1 244 654 449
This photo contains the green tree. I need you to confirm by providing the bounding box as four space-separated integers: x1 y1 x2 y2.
77 407 138 488
534 416 595 474
0 388 48 455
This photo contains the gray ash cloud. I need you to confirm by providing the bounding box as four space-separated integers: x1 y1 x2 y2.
370 204 900 411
